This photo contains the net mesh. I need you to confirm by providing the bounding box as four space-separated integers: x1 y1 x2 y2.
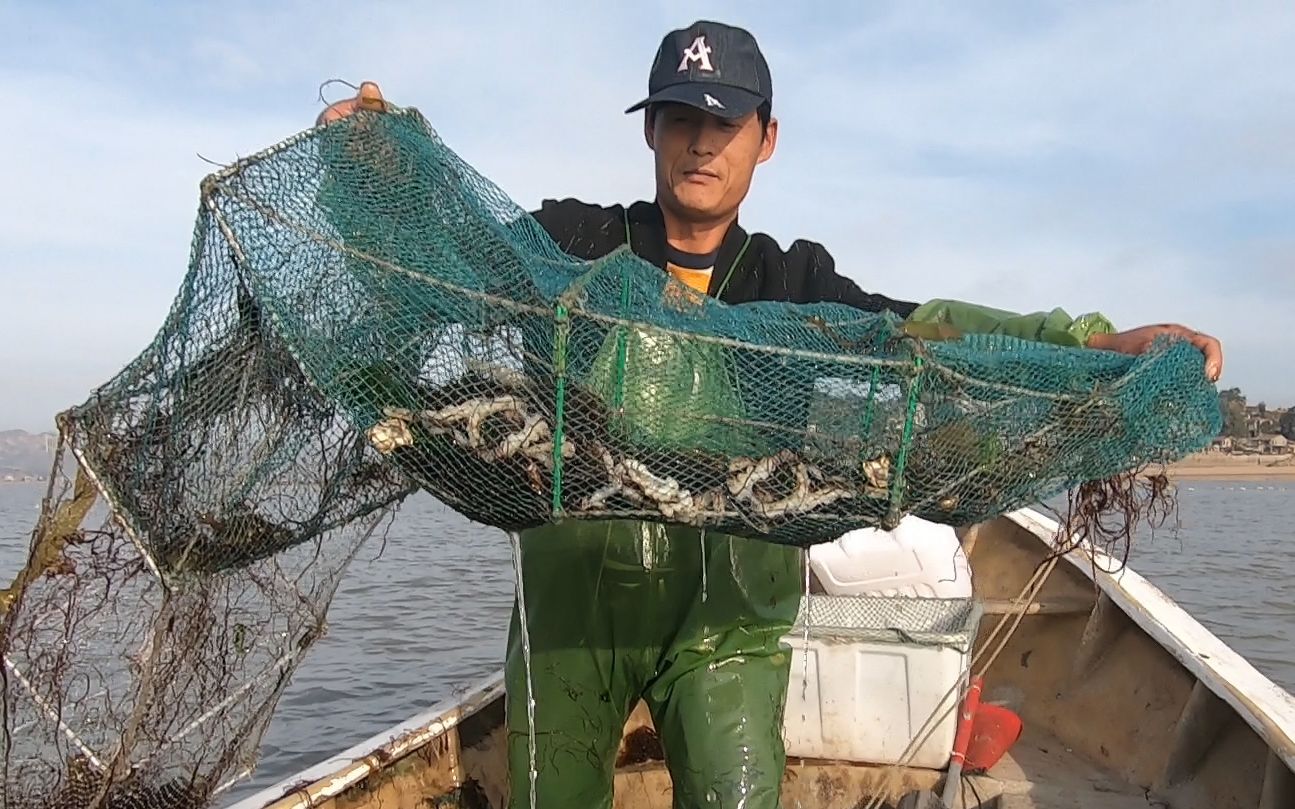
792 596 981 650
202 105 1218 545
0 105 1220 807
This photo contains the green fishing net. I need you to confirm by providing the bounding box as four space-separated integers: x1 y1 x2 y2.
0 105 1220 808
89 103 1217 553
311 106 1217 543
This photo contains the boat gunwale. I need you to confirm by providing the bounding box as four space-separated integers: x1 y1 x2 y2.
1011 508 1295 772
223 506 1295 808
225 671 505 809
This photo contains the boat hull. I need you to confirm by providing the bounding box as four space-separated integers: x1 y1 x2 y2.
226 508 1295 809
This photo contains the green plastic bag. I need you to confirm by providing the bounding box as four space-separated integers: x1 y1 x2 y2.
583 324 768 457
905 299 1116 348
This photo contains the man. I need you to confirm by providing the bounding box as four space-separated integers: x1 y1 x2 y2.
320 20 1222 809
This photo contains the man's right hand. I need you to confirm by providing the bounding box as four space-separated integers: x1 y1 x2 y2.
316 81 388 126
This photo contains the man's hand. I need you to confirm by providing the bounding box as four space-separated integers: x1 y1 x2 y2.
316 81 388 126
1087 324 1223 382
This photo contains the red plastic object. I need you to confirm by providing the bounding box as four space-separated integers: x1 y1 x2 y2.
963 703 1024 773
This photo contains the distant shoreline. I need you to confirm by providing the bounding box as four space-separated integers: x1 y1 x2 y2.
1152 454 1295 481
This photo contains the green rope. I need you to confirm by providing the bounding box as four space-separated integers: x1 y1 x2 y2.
611 274 631 414
859 331 890 437
551 304 570 514
860 365 882 436
713 234 751 300
886 356 925 528
608 213 635 432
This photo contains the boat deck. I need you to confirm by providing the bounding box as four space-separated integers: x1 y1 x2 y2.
604 726 1155 809
976 729 1159 808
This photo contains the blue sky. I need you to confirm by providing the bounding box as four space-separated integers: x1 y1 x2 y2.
2 1 1292 431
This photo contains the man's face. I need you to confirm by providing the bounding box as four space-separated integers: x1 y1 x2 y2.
646 103 777 223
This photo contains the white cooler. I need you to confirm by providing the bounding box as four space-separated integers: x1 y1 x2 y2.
780 517 981 769
808 515 973 599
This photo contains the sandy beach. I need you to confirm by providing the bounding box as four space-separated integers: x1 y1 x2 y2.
1155 453 1295 481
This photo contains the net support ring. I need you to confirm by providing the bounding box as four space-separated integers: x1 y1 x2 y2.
551 303 570 517
885 355 925 530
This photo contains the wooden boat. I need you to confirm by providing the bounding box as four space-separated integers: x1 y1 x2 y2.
224 507 1295 809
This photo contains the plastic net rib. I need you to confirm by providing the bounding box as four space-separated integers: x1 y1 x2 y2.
0 105 1219 807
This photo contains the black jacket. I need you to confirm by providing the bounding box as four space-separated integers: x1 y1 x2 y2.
531 198 918 317
522 197 910 452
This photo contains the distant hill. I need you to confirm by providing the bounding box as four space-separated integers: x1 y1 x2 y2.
0 430 60 479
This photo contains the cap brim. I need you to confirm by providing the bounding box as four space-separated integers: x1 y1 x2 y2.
624 84 764 120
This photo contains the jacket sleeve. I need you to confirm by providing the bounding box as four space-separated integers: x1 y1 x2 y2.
734 240 922 451
788 240 920 318
528 198 579 249
784 241 1117 348
904 299 1117 348
527 197 624 260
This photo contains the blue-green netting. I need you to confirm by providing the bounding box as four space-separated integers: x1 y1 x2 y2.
77 106 1222 562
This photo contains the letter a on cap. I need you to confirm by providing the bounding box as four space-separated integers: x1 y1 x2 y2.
678 35 714 72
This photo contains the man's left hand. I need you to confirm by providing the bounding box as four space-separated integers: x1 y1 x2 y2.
1086 324 1223 382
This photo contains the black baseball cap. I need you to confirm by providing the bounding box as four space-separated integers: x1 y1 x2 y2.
625 20 772 120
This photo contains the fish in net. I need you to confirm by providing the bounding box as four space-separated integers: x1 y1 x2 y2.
0 105 1220 807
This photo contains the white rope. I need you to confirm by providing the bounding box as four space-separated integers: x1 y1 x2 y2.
3 654 105 772
509 530 538 809
860 552 1060 809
